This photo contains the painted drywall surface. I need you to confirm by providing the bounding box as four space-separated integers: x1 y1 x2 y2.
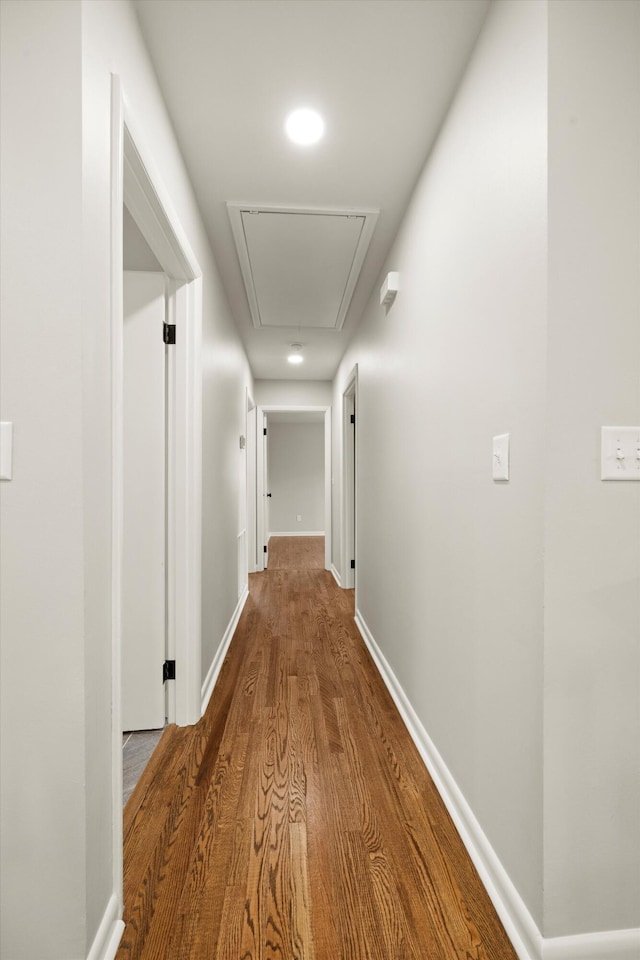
268 422 325 533
254 379 332 407
123 204 162 271
0 3 88 958
333 0 546 927
545 0 640 936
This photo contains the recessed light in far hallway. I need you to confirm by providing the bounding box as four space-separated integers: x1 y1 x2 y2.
285 108 325 146
288 342 304 364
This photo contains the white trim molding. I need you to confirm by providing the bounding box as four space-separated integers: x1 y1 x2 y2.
542 930 640 960
353 608 640 960
269 531 325 538
86 894 124 960
201 586 249 716
331 564 343 588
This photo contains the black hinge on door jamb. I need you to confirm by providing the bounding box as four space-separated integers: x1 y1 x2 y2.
163 659 176 683
351 559 355 569
264 545 268 553
350 414 355 425
163 322 176 345
264 427 267 436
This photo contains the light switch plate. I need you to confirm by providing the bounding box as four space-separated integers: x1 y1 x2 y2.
601 426 640 480
0 422 13 480
493 433 509 481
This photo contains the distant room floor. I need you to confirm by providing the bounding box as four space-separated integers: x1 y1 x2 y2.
122 728 164 806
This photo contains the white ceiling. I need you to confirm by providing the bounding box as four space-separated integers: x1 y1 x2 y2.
133 0 488 380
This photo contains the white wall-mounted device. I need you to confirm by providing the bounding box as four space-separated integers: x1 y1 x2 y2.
601 426 640 480
380 271 399 308
492 433 510 481
0 422 13 481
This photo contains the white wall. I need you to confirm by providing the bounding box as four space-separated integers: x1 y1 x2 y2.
254 378 332 407
268 422 325 534
333 0 546 932
545 0 640 937
1 4 87 957
332 0 640 946
1 1 253 957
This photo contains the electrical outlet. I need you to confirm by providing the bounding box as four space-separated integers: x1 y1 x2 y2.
296 514 302 522
601 426 640 480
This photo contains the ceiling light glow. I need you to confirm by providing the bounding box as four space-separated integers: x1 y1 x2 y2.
288 342 304 364
285 108 324 146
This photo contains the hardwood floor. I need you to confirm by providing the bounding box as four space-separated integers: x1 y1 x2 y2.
266 535 324 570
118 536 517 960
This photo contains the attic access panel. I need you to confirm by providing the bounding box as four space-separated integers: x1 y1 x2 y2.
227 204 378 330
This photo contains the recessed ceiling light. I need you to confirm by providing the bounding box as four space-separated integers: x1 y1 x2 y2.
288 342 304 364
285 108 324 146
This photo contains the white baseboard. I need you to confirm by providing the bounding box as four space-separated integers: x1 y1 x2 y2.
201 586 249 716
543 930 640 960
86 894 124 960
331 564 342 587
354 608 639 960
268 531 325 538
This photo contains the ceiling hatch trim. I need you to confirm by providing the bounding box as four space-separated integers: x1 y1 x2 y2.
227 203 379 331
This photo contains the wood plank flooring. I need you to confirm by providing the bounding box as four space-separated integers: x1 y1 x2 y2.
118 536 517 960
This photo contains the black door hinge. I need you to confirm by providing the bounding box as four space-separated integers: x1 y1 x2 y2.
350 414 355 425
264 545 268 553
163 659 176 683
163 323 176 345
351 559 355 569
263 427 267 436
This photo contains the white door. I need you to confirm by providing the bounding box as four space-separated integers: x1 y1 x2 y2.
122 271 166 731
263 413 270 568
343 387 356 588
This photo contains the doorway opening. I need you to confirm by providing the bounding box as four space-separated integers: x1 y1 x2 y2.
111 75 203 917
121 266 167 802
256 405 332 572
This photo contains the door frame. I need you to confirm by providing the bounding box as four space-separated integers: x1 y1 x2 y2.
341 365 358 590
256 404 332 571
110 75 203 912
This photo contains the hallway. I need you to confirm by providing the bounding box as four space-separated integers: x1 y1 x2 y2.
118 537 516 960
